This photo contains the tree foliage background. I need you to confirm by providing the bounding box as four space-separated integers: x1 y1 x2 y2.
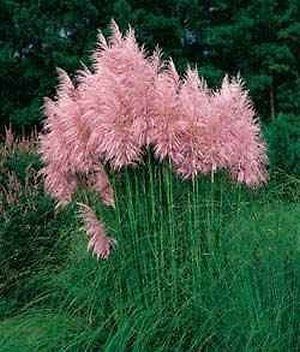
0 0 299 131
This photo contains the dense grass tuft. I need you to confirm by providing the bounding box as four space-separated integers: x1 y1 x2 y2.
1 155 299 351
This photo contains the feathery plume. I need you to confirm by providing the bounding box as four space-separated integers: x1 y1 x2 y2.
40 69 96 203
170 67 213 178
215 75 268 186
81 21 157 169
170 70 267 183
78 203 116 260
149 59 186 162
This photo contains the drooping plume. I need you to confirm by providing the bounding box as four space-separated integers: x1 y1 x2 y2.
87 166 115 207
78 203 116 260
39 69 79 204
40 68 116 204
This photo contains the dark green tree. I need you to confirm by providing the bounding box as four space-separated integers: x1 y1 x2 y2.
195 0 300 118
1 0 299 130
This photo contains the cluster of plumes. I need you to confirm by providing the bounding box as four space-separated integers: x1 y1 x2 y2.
149 65 267 183
1 126 40 214
40 20 267 259
3 125 38 154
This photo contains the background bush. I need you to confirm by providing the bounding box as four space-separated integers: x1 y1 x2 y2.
266 114 300 174
0 138 75 317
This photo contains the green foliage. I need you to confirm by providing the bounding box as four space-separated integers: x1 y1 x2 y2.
0 0 101 130
266 114 300 174
0 157 299 350
0 144 75 314
3 149 41 182
1 0 299 130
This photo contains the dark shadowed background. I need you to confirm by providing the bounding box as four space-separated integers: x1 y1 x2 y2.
0 0 299 130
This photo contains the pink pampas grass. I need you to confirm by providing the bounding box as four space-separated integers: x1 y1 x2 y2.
149 59 185 163
78 203 116 260
40 68 95 204
80 20 158 169
170 67 213 178
40 20 268 260
41 19 267 197
214 75 268 186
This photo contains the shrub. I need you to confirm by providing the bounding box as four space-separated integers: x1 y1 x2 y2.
266 114 300 174
0 129 74 314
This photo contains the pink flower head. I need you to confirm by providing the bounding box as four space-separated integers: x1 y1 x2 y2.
40 68 106 204
215 75 268 186
170 67 213 178
80 20 157 169
169 70 268 184
78 203 116 260
149 59 186 162
39 115 75 203
53 69 94 174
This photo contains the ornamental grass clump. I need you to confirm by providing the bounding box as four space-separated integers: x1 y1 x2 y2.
40 21 267 259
